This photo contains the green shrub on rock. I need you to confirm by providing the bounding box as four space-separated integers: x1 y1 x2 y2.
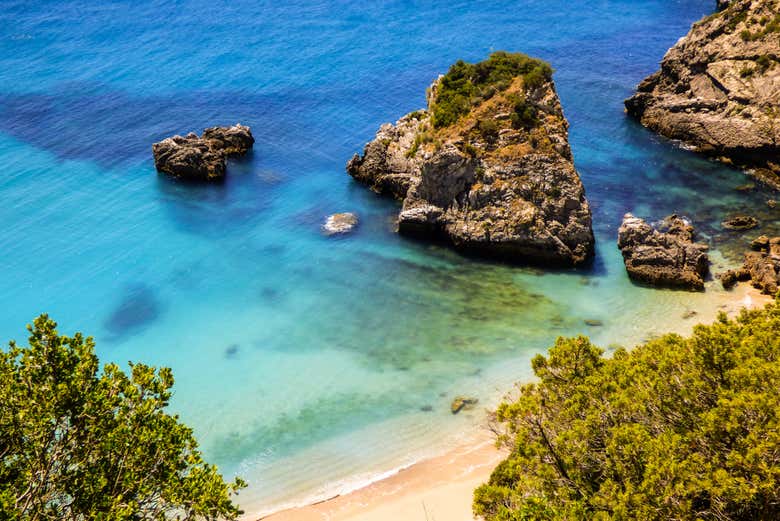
431 51 553 129
475 298 780 520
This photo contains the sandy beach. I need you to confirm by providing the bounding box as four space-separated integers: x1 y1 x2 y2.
260 429 505 521
257 284 773 521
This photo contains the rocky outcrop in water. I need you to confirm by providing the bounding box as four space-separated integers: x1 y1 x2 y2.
451 396 479 414
347 52 594 266
322 213 359 236
722 214 759 230
625 0 780 189
617 214 710 291
720 235 780 293
152 124 254 181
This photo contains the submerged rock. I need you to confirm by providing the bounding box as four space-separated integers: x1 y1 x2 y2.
721 236 780 294
722 215 759 230
625 0 780 189
322 212 359 236
347 52 594 266
617 213 710 291
152 124 254 181
104 283 161 338
451 396 479 414
225 344 239 358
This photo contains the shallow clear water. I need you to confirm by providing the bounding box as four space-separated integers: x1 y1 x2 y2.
1 0 779 515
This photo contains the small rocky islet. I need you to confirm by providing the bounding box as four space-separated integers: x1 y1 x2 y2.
617 214 710 291
347 51 595 267
152 124 254 181
625 0 780 189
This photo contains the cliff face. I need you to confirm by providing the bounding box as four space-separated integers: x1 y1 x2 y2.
625 0 780 189
347 52 594 266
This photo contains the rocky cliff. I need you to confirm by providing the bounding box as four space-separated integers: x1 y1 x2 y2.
625 0 780 189
347 52 594 266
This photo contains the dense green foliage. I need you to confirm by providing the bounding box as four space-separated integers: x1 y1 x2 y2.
0 315 245 520
430 51 552 128
474 298 780 520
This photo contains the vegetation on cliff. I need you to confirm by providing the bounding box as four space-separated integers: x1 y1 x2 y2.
475 298 780 520
0 315 245 520
430 51 553 129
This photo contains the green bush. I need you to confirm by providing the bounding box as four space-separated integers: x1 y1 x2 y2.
478 118 501 143
756 54 773 73
507 93 539 130
738 12 780 41
474 298 780 521
0 315 246 520
430 51 553 129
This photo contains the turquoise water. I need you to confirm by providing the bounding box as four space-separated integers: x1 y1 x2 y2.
2 0 779 515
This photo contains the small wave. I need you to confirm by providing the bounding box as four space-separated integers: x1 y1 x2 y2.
249 458 424 519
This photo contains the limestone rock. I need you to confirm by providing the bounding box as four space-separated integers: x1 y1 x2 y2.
617 213 710 291
720 236 780 293
625 0 780 189
722 215 759 230
322 213 359 236
751 235 770 250
347 53 594 266
451 396 479 414
152 124 254 181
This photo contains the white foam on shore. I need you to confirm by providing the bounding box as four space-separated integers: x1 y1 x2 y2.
250 459 420 519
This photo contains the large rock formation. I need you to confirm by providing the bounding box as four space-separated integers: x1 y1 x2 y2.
625 0 780 189
152 124 254 181
347 52 594 266
617 214 710 291
720 235 780 294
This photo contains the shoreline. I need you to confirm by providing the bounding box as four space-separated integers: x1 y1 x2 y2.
251 283 773 521
259 427 505 521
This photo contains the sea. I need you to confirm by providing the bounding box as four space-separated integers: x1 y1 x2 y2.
1 0 778 516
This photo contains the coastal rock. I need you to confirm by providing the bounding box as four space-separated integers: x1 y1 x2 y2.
720 236 780 293
152 124 254 181
722 215 758 230
347 52 594 266
617 213 710 291
625 0 780 189
751 235 770 250
322 212 359 235
451 396 479 414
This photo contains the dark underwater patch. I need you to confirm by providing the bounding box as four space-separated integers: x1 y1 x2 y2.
103 283 162 339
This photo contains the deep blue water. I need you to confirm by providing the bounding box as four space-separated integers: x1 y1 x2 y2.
2 0 778 514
